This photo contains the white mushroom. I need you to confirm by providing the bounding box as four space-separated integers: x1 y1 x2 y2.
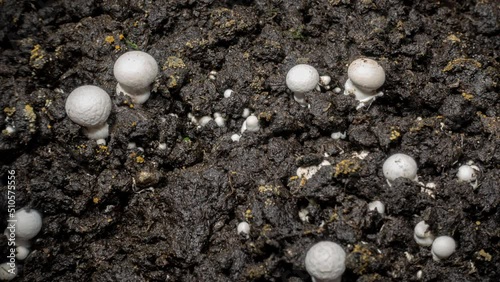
241 115 260 133
382 153 418 186
457 163 480 189
344 58 385 109
113 51 159 104
65 85 112 143
431 236 456 261
286 64 320 107
305 241 346 282
237 222 250 238
413 221 435 247
367 200 385 215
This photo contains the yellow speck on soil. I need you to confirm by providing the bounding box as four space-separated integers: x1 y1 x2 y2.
119 34 125 40
390 128 401 141
24 105 36 122
462 92 474 100
164 56 186 69
478 249 492 261
96 145 110 155
136 156 145 163
335 159 361 177
445 34 461 42
244 209 253 221
30 44 42 61
115 45 121 50
3 107 15 116
443 58 482 72
105 35 115 44
93 197 100 204
167 75 178 88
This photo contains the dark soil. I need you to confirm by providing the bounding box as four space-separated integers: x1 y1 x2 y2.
0 0 499 281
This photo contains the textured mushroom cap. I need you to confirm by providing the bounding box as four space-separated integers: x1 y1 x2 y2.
113 51 158 89
348 58 385 90
286 64 320 93
382 153 418 181
305 241 346 281
431 236 456 260
14 208 42 240
65 85 112 127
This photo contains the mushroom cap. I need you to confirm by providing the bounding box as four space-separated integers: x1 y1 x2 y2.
286 64 320 93
382 153 418 182
347 58 385 90
457 165 476 182
113 51 158 89
65 85 112 127
431 236 456 260
14 208 42 240
305 241 346 281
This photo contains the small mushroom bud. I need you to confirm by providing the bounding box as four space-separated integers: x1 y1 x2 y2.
431 236 456 261
113 51 159 104
65 85 112 143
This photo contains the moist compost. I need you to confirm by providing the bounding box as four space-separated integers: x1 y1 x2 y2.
0 0 499 281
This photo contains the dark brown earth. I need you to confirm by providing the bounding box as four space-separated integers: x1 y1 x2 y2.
0 0 499 281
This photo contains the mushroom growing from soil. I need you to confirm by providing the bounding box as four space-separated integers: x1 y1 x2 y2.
414 220 435 247
286 64 320 107
367 200 385 215
241 115 260 133
344 58 385 109
305 241 346 282
457 162 480 189
11 208 42 240
237 222 250 238
113 51 159 104
431 236 456 261
382 153 418 186
65 85 112 145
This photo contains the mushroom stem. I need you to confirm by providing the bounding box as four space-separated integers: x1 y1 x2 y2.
116 83 152 104
84 123 109 140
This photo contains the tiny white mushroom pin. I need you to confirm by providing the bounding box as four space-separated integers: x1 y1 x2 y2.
305 241 346 282
382 153 418 186
413 221 435 247
113 51 159 104
286 64 319 107
431 236 456 261
457 162 480 189
237 222 250 239
344 58 385 109
65 85 112 144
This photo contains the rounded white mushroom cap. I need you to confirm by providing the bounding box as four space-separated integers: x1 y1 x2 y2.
0 262 16 281
457 165 477 182
305 241 346 282
241 115 260 133
237 222 250 237
347 58 385 91
286 64 320 93
382 153 418 182
65 85 112 128
113 51 159 91
16 246 30 260
431 236 456 261
13 208 42 240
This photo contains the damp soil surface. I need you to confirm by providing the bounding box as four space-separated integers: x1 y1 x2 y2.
0 0 499 281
